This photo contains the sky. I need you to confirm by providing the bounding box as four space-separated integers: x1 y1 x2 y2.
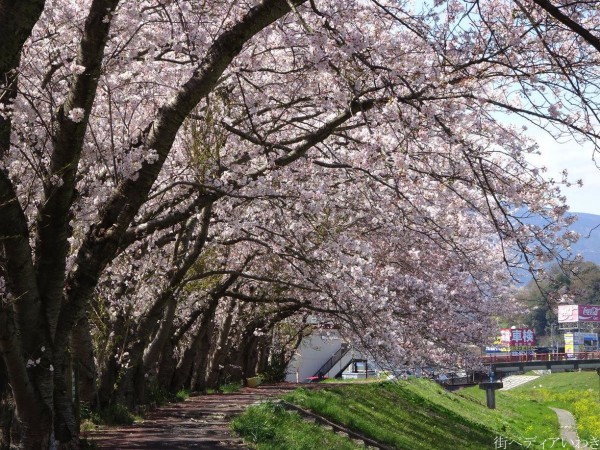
526 128 600 216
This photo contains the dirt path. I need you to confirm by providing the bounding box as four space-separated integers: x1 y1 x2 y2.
550 408 592 450
87 385 298 449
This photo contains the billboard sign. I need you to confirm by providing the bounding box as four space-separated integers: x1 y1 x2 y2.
580 305 600 322
558 305 600 323
564 332 599 356
500 328 535 347
486 336 509 354
500 328 535 354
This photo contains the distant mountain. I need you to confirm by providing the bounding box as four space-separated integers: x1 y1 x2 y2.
512 212 600 284
568 212 600 265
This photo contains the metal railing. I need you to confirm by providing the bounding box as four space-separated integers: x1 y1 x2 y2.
481 351 600 364
313 343 350 378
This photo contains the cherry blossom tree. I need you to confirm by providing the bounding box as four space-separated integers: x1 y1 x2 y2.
430 0 600 156
0 0 595 448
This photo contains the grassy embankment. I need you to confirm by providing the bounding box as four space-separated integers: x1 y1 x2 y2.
232 377 564 450
505 371 600 444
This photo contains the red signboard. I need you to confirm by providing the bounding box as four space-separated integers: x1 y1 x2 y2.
579 305 600 322
558 305 600 323
500 328 535 347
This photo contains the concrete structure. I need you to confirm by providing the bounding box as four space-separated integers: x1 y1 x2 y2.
479 382 503 409
285 329 344 383
285 329 374 383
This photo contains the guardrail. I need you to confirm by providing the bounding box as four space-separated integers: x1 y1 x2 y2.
481 351 600 364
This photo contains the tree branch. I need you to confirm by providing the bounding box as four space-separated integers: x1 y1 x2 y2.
36 0 121 338
530 0 600 54
58 0 307 351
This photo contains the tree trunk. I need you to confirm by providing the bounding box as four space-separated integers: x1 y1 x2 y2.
256 334 270 375
96 351 119 410
190 297 219 392
170 335 201 393
0 359 13 450
0 309 56 449
205 300 236 389
53 345 79 448
189 327 214 393
142 296 177 376
242 335 260 378
156 340 177 390
72 316 97 405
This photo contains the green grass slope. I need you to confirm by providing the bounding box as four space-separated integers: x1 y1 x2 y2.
233 378 564 450
231 401 365 450
504 372 600 444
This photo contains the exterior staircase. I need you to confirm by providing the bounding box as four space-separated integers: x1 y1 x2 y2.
313 343 352 379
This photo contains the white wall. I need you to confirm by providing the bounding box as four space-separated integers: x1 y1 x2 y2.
285 330 343 383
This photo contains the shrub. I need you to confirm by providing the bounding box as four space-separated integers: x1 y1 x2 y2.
221 382 242 393
100 403 137 426
145 382 174 406
259 357 288 383
176 389 190 401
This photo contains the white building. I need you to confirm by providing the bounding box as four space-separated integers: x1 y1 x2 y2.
285 327 376 383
